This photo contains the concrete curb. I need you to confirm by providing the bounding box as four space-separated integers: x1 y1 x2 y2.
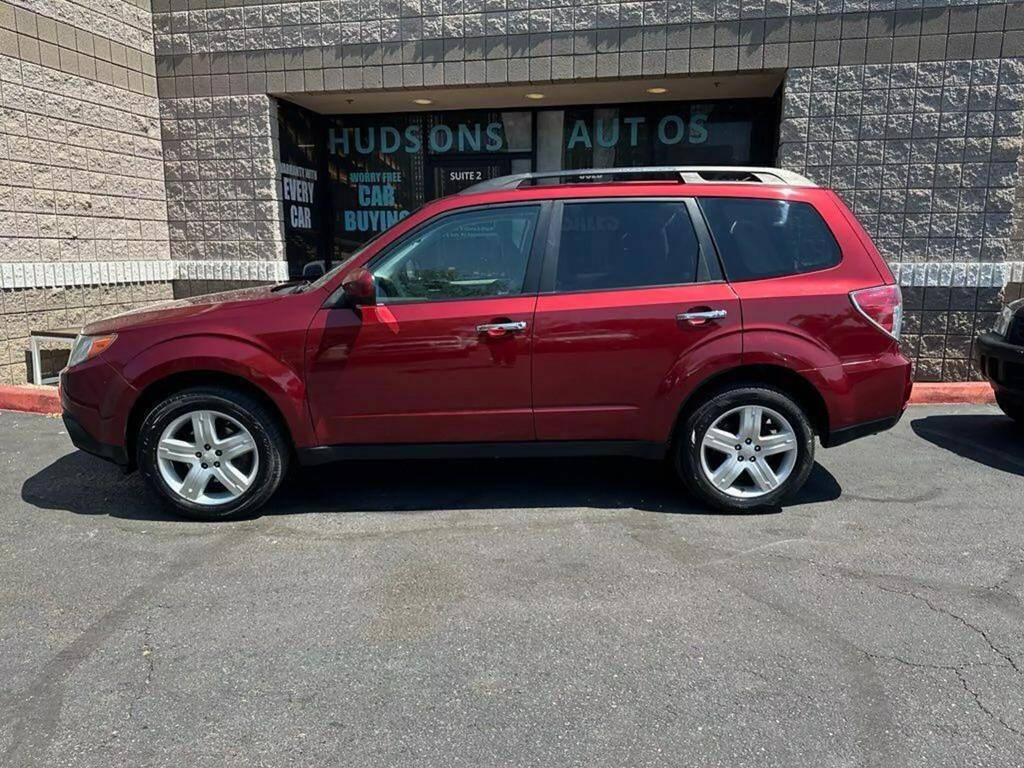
907 381 996 405
0 385 61 415
1 381 999 418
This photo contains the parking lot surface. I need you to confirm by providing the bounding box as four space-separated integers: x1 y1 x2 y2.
1 404 1023 767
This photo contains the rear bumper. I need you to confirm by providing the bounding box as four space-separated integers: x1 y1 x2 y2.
815 350 912 446
974 331 1024 397
820 412 903 448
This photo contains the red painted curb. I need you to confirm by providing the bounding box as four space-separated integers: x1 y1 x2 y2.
0 385 61 415
0 381 998 418
908 382 995 405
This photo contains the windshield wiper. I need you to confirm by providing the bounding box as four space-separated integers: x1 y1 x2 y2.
269 280 309 294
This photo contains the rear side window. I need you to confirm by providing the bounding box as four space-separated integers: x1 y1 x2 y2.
700 198 841 281
555 201 700 292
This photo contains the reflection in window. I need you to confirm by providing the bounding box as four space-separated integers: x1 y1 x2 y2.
556 202 700 292
373 206 540 302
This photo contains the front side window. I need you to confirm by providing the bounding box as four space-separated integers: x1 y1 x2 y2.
555 201 700 292
700 197 841 281
372 206 539 302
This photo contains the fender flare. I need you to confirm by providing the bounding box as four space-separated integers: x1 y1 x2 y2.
120 334 316 448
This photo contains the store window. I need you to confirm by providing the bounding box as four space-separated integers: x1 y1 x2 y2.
278 100 326 279
276 94 779 278
535 100 778 174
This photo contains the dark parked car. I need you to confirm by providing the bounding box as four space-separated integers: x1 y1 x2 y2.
975 297 1024 422
61 166 912 520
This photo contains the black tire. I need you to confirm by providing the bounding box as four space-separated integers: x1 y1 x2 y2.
675 384 815 512
995 392 1024 424
136 386 289 521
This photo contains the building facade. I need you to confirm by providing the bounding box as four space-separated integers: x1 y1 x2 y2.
3 0 1024 385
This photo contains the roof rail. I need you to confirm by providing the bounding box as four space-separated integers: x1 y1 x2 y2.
460 166 816 194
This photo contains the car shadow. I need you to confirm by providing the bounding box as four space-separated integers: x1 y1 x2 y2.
21 451 842 521
911 413 1024 476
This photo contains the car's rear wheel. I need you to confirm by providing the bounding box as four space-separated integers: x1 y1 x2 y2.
137 386 288 520
675 385 815 511
995 392 1024 424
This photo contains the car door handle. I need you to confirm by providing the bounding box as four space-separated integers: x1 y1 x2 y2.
476 321 528 337
677 308 728 326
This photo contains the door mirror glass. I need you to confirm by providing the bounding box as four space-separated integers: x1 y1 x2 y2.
342 268 376 305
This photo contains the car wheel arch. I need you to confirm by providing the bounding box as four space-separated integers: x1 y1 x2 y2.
669 364 831 447
124 369 299 469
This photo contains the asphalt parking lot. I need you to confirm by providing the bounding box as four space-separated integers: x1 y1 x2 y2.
1 404 1023 767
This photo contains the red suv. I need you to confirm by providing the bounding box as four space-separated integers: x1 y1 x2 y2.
60 167 911 519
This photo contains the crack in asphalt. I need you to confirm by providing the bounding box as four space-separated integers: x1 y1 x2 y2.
128 624 156 723
866 583 1024 742
874 584 1022 677
955 668 1024 740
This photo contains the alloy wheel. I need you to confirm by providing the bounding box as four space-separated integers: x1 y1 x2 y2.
698 405 799 498
156 410 259 506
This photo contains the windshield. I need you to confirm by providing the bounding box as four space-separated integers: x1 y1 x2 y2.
305 205 426 291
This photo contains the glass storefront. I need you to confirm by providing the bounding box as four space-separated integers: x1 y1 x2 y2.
277 94 781 278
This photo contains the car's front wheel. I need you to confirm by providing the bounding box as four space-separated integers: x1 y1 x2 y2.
136 386 288 520
676 385 815 511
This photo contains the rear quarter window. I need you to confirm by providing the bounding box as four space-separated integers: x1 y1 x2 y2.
699 197 841 281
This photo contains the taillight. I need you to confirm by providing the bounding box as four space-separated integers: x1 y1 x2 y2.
850 284 903 340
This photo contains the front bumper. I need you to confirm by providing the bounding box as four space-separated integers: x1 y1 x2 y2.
59 359 138 467
974 331 1024 396
62 411 130 466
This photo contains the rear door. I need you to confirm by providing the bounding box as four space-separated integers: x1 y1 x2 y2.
531 198 743 443
698 194 890 362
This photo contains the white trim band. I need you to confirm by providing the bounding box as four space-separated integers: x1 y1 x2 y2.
891 261 1024 288
0 260 289 290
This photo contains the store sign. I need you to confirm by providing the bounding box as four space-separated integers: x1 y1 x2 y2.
565 108 713 150
329 122 509 156
280 163 317 230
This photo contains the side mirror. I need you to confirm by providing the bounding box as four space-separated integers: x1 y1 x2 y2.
341 267 376 306
301 261 325 280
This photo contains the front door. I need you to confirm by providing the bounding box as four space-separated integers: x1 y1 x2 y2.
305 203 547 445
532 198 743 442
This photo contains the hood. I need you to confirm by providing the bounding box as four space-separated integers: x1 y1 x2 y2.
81 284 294 335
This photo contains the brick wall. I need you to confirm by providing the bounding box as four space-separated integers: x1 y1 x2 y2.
0 0 172 384
780 55 1024 380
160 92 286 271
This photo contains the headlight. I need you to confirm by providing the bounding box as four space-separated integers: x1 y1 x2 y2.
995 306 1015 338
66 334 117 369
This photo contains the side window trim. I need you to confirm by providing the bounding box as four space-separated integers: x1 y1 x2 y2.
684 197 724 283
361 200 551 305
538 197 718 295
